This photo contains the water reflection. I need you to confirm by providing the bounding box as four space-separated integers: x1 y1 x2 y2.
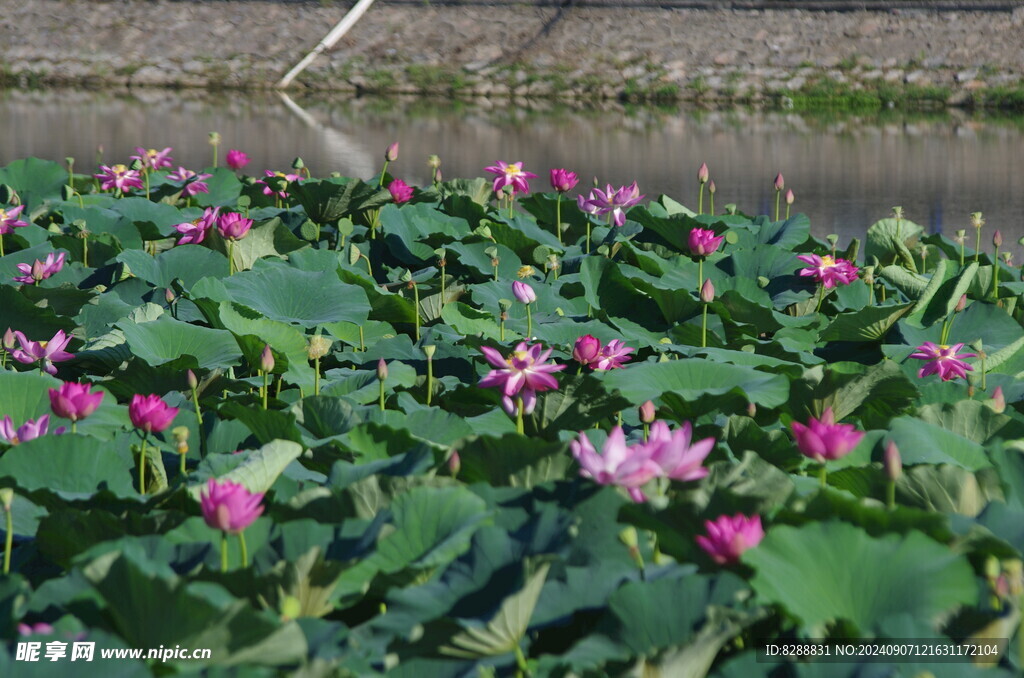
2 88 1023 251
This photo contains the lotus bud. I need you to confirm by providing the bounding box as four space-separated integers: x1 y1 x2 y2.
448 450 461 476
187 369 198 390
165 288 176 304
747 402 757 417
260 344 275 373
639 400 656 424
432 167 442 184
307 334 332 360
423 344 436 359
700 278 714 303
385 142 399 163
990 386 1006 414
955 294 967 313
377 358 388 381
208 131 221 147
2 328 14 350
172 426 189 455
708 180 716 195
0 488 11 513
498 298 513 312
971 212 984 229
512 280 536 305
993 230 1003 247
773 173 784 191
697 162 709 184
884 441 902 482
785 189 795 205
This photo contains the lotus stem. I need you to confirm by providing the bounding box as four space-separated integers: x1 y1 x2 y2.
363 254 373 278
992 253 1000 300
220 532 228 573
514 645 531 678
525 303 532 339
3 503 12 575
697 259 704 297
886 480 896 511
701 302 708 348
440 267 447 310
508 197 514 220
960 241 965 267
138 435 148 495
698 184 704 215
426 356 434 406
516 397 525 435
262 370 269 409
358 326 365 352
643 422 650 442
379 378 386 412
144 168 150 201
818 464 827 488
500 315 506 342
710 192 715 217
774 191 780 222
238 531 248 568
975 227 982 263
586 222 592 254
82 235 89 268
378 160 389 188
555 194 563 246
228 240 236 276
413 283 421 341
0 235 4 258
815 285 826 314
314 356 321 396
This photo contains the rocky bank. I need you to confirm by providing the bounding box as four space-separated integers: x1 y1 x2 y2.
3 0 1024 106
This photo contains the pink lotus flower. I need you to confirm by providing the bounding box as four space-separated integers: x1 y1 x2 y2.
0 205 28 234
478 341 566 416
166 167 212 198
94 164 144 193
696 513 764 564
645 420 714 481
14 252 65 284
217 212 253 241
579 182 645 227
909 342 977 381
128 393 179 434
0 414 64 445
131 146 174 171
512 280 536 304
796 254 859 289
573 335 602 366
200 478 264 534
17 623 54 636
593 339 634 371
49 381 105 422
226 149 250 171
790 408 865 463
8 329 73 375
576 193 601 217
571 427 663 502
688 227 725 257
484 161 538 196
549 168 579 193
257 170 302 200
384 142 399 163
174 207 221 245
388 179 414 204
698 162 710 184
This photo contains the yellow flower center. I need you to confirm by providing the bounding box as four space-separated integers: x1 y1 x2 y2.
939 344 950 351
0 209 7 220
146 149 159 159
517 265 535 278
505 165 522 176
820 255 836 267
38 341 48 349
112 164 128 176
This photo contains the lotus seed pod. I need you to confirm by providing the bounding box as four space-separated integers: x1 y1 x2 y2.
307 335 331 360
971 212 984 229
208 132 221 146
892 206 904 219
427 154 441 170
423 344 436 359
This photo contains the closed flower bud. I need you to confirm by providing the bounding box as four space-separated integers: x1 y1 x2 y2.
708 180 716 195
990 386 1006 414
512 280 536 305
700 278 714 303
747 402 757 417
165 288 176 304
385 142 399 163
955 294 967 313
260 344 275 373
377 358 388 381
448 449 461 476
773 173 784 191
993 230 1003 247
785 189 795 205
187 369 198 390
307 333 331 360
697 162 709 184
2 327 14 350
639 400 656 423
0 488 12 511
884 441 902 482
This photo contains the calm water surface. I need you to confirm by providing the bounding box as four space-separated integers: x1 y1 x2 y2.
3 88 1024 252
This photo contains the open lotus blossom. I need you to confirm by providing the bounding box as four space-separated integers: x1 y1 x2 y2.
217 212 253 241
550 168 579 193
257 170 302 199
0 205 28 234
9 329 73 375
571 427 663 502
478 341 566 416
578 182 645 227
166 167 212 198
696 513 765 565
388 178 414 204
131 146 174 171
576 193 602 217
0 414 64 445
128 393 179 434
484 161 538 196
49 381 105 422
573 335 634 370
909 342 977 381
688 227 725 257
790 408 865 463
14 252 65 285
645 420 714 480
796 253 859 289
225 149 250 171
200 478 265 534
94 164 144 193
174 207 220 245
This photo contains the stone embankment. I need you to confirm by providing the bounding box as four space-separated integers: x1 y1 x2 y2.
3 0 1024 107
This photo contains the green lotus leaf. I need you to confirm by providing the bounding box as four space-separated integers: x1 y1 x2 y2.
602 359 789 408
116 245 229 290
118 314 241 369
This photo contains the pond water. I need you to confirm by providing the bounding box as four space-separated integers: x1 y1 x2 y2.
3 88 1024 255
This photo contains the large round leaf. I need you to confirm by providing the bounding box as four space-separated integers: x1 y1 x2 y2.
118 314 241 369
601 359 789 408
